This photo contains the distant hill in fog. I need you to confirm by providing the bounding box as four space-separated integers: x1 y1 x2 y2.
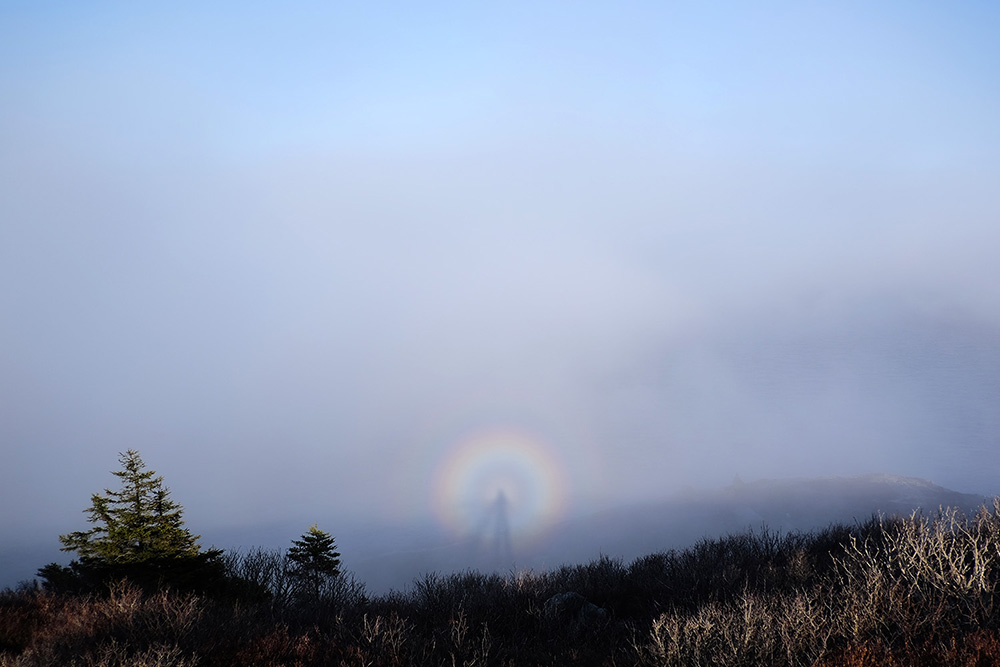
542 473 989 569
345 473 990 592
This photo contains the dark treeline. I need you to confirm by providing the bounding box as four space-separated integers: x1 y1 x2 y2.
4 452 1000 665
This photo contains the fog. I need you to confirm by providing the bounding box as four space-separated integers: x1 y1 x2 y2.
2 3 999 590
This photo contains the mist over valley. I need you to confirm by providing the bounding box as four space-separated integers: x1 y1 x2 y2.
2 3 999 606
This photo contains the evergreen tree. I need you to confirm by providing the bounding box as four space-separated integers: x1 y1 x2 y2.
287 524 341 600
41 449 222 593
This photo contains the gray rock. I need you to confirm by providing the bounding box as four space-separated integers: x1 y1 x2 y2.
543 591 607 628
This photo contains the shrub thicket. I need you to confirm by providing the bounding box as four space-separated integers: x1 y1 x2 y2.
4 499 1000 666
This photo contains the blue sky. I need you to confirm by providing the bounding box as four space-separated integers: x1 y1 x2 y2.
6 2 997 159
2 2 1000 585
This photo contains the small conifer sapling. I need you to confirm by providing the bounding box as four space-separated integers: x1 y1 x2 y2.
287 524 342 600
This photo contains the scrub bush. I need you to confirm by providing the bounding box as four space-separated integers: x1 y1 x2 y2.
5 499 1000 666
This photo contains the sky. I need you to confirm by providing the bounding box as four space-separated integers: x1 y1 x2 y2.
2 2 1000 586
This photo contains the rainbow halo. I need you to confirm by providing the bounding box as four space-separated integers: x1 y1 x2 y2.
432 428 568 545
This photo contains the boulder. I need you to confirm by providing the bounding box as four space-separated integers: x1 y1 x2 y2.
543 591 607 628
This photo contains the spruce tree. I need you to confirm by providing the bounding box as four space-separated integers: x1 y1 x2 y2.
42 449 221 593
287 524 341 600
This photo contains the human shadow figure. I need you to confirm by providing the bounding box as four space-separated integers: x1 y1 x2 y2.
466 489 515 571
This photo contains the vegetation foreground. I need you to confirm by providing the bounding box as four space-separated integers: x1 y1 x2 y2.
5 451 1000 665
3 503 1000 665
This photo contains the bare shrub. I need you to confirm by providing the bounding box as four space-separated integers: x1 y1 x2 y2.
832 502 1000 645
219 547 295 606
76 640 195 667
